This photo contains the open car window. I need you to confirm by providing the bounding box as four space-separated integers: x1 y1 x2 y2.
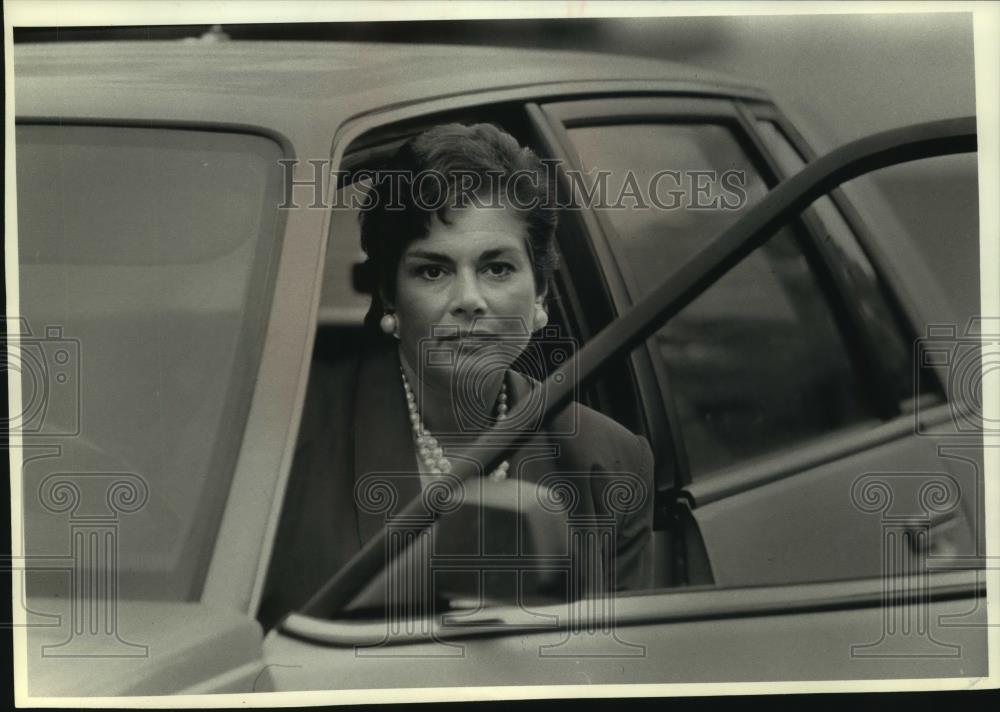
565 122 879 479
281 115 977 629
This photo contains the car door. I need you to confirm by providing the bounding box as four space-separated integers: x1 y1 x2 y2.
533 97 983 589
252 113 985 690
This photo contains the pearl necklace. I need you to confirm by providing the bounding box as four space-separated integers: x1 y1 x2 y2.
400 367 510 482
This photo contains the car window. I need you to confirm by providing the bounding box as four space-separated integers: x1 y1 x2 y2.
753 119 942 413
16 124 284 600
566 123 877 479
291 114 979 626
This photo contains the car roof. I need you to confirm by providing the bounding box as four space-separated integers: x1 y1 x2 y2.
13 40 768 149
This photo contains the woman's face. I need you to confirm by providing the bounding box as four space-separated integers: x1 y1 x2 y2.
391 205 544 386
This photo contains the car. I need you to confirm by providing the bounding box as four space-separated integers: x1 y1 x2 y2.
11 39 986 697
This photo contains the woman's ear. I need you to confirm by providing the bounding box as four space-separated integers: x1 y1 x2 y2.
378 285 395 313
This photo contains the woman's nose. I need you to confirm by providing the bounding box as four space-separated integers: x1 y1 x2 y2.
450 270 487 317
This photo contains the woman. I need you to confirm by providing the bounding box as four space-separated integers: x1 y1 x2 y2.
259 123 654 629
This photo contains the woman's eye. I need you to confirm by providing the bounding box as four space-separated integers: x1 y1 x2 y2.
484 262 514 278
417 265 447 281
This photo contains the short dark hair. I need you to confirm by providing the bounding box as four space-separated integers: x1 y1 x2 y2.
358 123 558 312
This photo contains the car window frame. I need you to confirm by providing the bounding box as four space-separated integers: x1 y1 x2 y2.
740 101 944 415
751 102 959 398
675 107 966 506
248 82 761 619
258 99 674 622
287 113 980 631
528 98 739 501
279 568 983 647
534 96 895 492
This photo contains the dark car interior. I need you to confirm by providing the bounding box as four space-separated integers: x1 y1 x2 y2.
313 104 644 427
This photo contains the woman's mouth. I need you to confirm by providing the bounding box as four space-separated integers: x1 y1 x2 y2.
431 325 499 343
430 318 533 343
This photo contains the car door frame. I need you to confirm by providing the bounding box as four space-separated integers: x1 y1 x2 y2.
267 115 986 684
236 80 772 620
279 106 978 612
533 94 924 477
750 100 966 359
528 95 979 584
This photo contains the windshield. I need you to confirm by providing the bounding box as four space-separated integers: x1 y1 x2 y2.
16 124 284 600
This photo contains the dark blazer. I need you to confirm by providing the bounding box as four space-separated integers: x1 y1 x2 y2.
258 344 654 629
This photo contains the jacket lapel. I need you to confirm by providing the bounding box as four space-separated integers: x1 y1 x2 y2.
501 370 565 485
503 370 595 518
353 344 423 545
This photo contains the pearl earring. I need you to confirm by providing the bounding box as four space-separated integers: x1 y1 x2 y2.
380 312 399 338
533 305 548 331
